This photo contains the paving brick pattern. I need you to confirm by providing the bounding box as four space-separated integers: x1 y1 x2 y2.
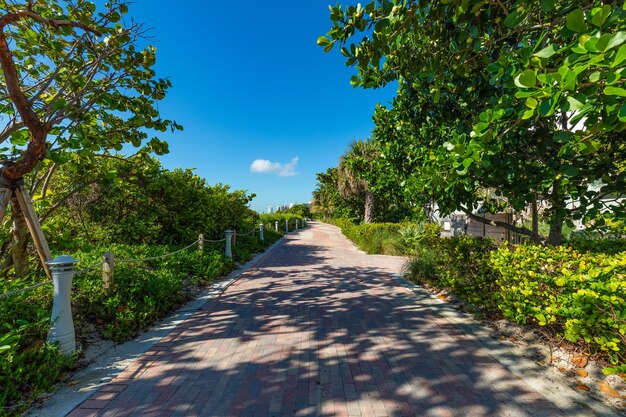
68 222 568 417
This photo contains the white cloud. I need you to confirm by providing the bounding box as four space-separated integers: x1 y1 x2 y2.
250 159 281 174
250 157 299 177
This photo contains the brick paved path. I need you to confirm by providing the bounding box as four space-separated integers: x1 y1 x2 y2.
69 222 569 417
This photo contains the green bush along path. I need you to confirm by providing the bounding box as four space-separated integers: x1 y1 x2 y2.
67 222 571 417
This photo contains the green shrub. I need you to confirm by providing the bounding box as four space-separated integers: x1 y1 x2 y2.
567 235 626 254
404 247 439 283
0 282 75 414
429 236 499 309
492 245 626 369
395 223 442 255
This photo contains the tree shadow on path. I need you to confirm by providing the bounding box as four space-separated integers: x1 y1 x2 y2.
68 231 589 417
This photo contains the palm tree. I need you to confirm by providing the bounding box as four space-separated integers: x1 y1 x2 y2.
337 139 377 223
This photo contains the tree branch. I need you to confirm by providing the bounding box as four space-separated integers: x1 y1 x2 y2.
0 10 101 36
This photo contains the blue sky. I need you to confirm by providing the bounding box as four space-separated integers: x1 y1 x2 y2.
129 1 396 212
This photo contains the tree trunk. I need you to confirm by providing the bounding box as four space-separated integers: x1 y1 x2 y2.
532 193 539 236
11 194 29 276
547 221 563 246
363 191 375 224
547 183 564 246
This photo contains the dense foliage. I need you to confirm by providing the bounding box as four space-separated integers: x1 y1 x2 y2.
327 218 440 255
0 0 179 181
46 157 257 247
320 0 626 244
399 230 626 372
311 140 423 224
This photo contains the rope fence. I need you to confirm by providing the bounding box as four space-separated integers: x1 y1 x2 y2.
0 218 310 356
116 239 200 264
237 230 255 237
0 279 52 300
0 228 244 299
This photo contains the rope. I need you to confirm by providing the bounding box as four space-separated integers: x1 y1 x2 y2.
204 237 227 243
0 235 215 299
0 279 52 300
237 229 255 237
116 240 199 264
75 263 102 276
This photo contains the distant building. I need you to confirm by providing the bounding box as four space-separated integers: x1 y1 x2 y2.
267 205 273 214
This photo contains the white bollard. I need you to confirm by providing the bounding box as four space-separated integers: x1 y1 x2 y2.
260 224 264 241
275 221 279 232
225 229 234 259
285 219 289 233
46 255 78 354
296 219 299 229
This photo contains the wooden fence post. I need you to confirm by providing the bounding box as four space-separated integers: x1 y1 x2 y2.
198 233 204 252
102 252 114 290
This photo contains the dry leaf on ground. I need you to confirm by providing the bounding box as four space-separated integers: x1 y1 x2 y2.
576 384 591 392
572 355 588 368
598 380 626 399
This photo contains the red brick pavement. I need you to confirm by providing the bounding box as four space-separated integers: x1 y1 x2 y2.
68 221 569 417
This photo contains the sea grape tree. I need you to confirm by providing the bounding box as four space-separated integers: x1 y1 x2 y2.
320 0 626 244
0 0 179 182
0 0 180 273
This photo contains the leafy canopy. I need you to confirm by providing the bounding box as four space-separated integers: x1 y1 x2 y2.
0 0 180 180
320 0 626 242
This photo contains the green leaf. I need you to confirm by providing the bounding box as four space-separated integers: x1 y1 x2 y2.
567 95 585 111
504 11 524 28
51 99 67 111
562 165 579 177
596 33 612 51
536 313 547 326
514 69 536 88
590 5 611 27
10 130 29 146
317 36 331 47
607 32 626 51
607 72 621 85
618 104 626 122
579 139 600 155
540 0 555 12
539 96 557 116
534 44 557 58
604 86 626 97
566 9 587 33
612 44 626 67
553 132 571 143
